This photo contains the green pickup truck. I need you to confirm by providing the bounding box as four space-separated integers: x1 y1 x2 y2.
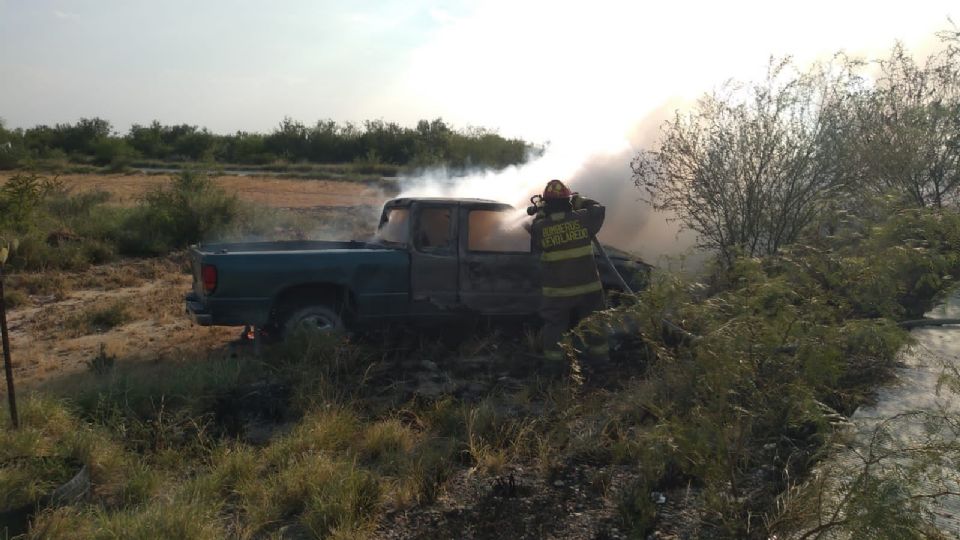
185 197 650 337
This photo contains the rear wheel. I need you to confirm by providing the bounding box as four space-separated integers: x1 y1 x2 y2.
282 305 345 338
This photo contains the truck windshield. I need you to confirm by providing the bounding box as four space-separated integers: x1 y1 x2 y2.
376 208 410 244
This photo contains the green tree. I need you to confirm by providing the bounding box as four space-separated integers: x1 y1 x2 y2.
844 31 960 208
632 57 863 263
128 121 170 159
265 117 309 161
92 138 138 169
0 119 25 170
52 117 113 155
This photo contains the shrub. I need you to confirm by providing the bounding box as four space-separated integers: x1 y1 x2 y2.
86 344 116 375
2 287 28 309
0 143 26 170
0 173 63 231
118 170 238 255
581 202 960 537
65 300 133 336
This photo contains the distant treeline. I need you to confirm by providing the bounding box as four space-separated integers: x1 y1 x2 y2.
0 117 539 171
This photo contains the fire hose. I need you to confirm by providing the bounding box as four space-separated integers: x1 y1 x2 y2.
592 236 697 342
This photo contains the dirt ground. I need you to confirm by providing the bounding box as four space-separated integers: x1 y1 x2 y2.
0 171 390 208
3 257 237 389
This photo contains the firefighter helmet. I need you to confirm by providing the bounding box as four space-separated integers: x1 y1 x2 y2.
543 179 571 199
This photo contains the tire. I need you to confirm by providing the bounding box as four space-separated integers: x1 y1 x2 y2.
282 305 345 338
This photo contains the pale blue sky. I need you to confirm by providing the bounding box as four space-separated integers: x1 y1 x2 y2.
0 0 463 132
0 0 956 145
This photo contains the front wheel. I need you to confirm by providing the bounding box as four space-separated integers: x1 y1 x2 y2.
282 305 345 338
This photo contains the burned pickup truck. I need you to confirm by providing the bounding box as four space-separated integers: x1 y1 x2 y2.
185 197 649 337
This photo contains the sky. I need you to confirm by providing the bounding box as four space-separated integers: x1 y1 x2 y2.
0 0 956 261
0 0 955 145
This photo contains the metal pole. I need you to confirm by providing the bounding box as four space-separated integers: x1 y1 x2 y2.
592 238 634 294
0 267 19 428
592 237 698 343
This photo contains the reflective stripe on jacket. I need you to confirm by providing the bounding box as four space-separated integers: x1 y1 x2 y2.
531 200 605 298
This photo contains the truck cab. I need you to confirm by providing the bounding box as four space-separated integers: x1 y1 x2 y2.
375 197 540 316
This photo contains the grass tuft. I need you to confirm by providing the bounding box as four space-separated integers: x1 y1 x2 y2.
64 300 133 336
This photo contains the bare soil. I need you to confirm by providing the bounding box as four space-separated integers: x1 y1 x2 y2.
0 172 390 208
3 257 237 388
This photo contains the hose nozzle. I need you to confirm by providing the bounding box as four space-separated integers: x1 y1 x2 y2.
527 194 543 216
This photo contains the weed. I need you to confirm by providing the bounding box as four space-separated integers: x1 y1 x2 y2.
65 300 132 336
118 170 238 255
357 419 417 472
2 286 28 309
86 343 116 375
240 454 379 537
32 496 226 540
7 271 69 299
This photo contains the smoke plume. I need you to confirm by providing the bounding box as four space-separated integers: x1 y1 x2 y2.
395 100 699 267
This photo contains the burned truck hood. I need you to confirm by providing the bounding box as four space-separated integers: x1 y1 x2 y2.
596 244 652 293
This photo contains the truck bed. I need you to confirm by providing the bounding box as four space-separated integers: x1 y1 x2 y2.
193 239 387 254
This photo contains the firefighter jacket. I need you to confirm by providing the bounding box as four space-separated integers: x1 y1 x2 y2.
530 197 606 298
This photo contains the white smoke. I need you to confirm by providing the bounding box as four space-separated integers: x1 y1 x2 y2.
395 99 700 266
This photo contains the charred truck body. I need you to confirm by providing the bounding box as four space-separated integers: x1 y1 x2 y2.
185 197 649 337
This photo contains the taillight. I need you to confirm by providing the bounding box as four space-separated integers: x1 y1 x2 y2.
201 264 218 295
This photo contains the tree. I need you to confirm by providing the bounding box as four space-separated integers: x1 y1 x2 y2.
128 121 170 159
265 117 309 161
52 117 112 155
0 119 25 170
632 57 863 263
845 31 960 208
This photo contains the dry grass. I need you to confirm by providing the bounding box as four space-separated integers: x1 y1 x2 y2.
0 172 390 209
3 255 236 388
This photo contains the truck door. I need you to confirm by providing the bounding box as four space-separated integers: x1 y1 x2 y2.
458 206 540 313
410 202 460 312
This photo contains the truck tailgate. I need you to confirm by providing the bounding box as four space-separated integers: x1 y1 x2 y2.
190 247 204 297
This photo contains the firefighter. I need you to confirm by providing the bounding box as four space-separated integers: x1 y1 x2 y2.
529 179 609 373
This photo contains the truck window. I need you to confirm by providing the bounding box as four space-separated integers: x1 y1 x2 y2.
468 210 530 253
377 208 409 244
415 207 453 253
